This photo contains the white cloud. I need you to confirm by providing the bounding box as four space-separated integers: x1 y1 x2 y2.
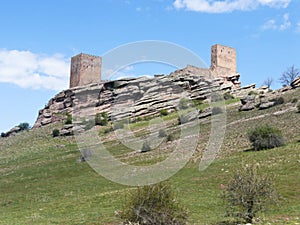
297 22 300 32
0 50 70 91
261 13 291 31
261 19 277 30
279 13 291 30
173 0 291 13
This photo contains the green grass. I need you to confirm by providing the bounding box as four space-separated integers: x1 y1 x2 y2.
0 93 300 224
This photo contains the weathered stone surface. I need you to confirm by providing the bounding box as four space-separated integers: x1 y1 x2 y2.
291 76 300 88
60 124 73 136
240 95 256 111
33 70 243 128
259 101 275 110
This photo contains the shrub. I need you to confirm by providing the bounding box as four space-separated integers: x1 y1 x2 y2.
1 132 6 138
212 106 223 115
223 164 277 224
178 98 189 110
274 96 284 105
166 131 180 142
95 112 108 126
141 141 151 153
52 129 60 137
248 91 257 96
159 109 168 116
297 103 300 112
104 126 113 134
113 120 125 130
118 182 188 225
18 122 30 131
223 92 234 100
291 98 298 103
248 125 285 150
65 114 72 125
158 129 167 138
178 114 189 125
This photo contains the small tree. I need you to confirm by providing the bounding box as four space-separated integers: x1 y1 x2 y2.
223 164 277 224
263 77 274 88
158 129 167 138
118 182 188 225
52 129 60 137
95 112 108 126
159 109 168 116
141 141 151 153
65 114 72 125
297 103 300 112
248 125 285 150
178 98 189 110
279 65 300 86
18 122 30 131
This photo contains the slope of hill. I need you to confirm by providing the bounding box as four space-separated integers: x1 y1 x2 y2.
0 88 300 224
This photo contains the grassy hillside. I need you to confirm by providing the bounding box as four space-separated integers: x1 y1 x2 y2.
1 89 300 224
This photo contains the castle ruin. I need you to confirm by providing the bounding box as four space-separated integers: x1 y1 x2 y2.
69 53 102 88
69 44 240 89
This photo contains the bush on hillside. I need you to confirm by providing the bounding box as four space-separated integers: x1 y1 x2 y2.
159 109 168 116
248 125 285 151
223 164 278 224
212 106 223 115
291 98 298 103
274 96 284 105
178 98 189 110
118 182 188 225
158 129 167 138
52 129 60 137
95 112 108 126
65 114 72 125
141 141 151 153
18 122 30 131
223 92 234 100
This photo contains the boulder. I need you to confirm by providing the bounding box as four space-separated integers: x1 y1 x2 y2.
259 101 275 110
240 95 256 111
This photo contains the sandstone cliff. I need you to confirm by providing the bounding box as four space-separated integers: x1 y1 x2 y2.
34 66 242 128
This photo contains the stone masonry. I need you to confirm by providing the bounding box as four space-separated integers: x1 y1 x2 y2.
69 53 102 88
69 44 240 89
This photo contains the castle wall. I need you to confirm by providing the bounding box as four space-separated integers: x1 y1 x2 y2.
70 53 102 88
210 44 236 76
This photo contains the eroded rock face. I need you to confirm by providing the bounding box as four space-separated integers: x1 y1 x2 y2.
34 73 237 128
239 95 256 111
291 76 300 88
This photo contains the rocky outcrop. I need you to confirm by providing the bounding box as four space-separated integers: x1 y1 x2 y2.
34 72 239 128
1 126 22 137
291 76 300 88
239 95 256 111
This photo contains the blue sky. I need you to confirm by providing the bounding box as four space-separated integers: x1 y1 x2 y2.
0 0 299 133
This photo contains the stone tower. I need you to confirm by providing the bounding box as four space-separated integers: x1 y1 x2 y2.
210 44 237 77
69 53 102 88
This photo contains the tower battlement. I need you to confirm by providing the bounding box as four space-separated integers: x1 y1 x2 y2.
69 53 102 88
210 44 237 77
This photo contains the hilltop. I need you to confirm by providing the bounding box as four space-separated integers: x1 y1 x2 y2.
0 78 300 224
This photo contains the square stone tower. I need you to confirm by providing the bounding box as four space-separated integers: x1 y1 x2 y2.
69 53 102 88
210 44 237 77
